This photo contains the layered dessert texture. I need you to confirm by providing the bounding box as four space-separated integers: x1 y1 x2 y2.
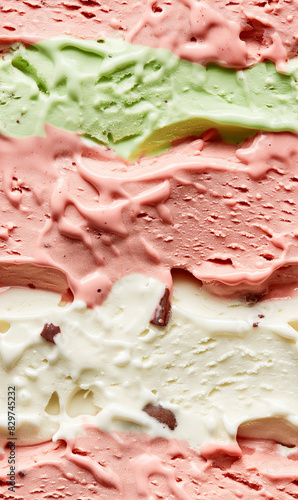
1 0 298 498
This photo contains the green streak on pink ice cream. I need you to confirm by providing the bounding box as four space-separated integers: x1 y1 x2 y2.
0 36 298 159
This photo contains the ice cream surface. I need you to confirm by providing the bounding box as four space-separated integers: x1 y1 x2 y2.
1 0 298 69
1 0 298 498
1 275 298 452
1 127 298 307
1 36 298 158
1 429 298 499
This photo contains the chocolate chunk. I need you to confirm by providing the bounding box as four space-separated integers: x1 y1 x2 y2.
150 288 171 327
242 292 265 306
40 323 61 343
143 403 177 430
72 448 88 456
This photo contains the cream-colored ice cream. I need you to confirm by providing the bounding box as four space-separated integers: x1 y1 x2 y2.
1 273 298 457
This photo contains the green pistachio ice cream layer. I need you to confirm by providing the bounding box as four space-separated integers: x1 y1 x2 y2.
1 36 298 159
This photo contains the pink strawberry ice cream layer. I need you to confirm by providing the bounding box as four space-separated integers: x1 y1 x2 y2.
1 427 298 499
0 0 297 69
1 126 298 306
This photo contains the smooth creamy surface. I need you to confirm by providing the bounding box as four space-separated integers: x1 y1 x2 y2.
1 37 298 158
1 127 298 306
1 0 298 69
1 429 298 499
1 274 298 453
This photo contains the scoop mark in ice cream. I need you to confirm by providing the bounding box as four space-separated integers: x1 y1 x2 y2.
40 323 61 343
143 403 177 430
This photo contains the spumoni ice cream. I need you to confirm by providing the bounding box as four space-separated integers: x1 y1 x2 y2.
1 0 298 499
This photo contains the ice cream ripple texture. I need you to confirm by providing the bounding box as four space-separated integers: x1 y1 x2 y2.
1 37 298 159
1 433 298 500
1 0 298 69
2 274 298 449
1 1 298 498
1 126 298 306
1 277 298 498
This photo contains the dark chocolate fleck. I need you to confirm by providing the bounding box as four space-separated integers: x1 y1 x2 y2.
223 472 261 491
150 288 171 327
242 292 264 306
143 403 177 430
18 471 26 477
40 323 61 343
72 448 88 456
81 10 96 18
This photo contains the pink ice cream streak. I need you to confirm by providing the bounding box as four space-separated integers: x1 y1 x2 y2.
0 126 298 306
0 426 298 499
0 0 297 70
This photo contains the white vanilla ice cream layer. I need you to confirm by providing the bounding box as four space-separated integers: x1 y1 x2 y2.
1 273 298 452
